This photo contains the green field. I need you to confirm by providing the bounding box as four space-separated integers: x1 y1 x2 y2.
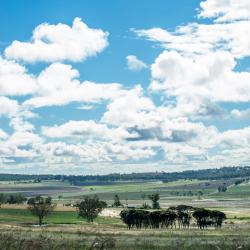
0 208 120 224
1 207 250 250
0 178 249 205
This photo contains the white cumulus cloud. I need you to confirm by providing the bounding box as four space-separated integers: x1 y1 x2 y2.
0 56 37 96
5 18 109 63
231 109 250 120
23 62 123 108
150 50 250 103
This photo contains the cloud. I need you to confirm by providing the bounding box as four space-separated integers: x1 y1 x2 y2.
5 132 44 147
77 105 94 110
132 21 250 59
37 141 155 161
5 18 109 63
41 120 140 141
158 98 228 120
126 55 148 71
216 126 250 147
125 117 218 145
150 50 250 103
0 56 37 96
23 62 123 108
0 129 8 139
41 120 108 138
231 109 250 120
0 97 36 118
101 88 219 144
101 85 155 127
198 0 250 22
9 118 35 132
0 146 37 158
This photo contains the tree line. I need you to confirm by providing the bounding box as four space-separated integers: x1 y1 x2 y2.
0 193 27 204
120 205 226 230
1 165 250 183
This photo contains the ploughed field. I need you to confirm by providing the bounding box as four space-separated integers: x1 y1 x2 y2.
0 178 249 203
0 181 83 198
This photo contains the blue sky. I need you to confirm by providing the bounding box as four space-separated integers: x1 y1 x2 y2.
0 0 250 175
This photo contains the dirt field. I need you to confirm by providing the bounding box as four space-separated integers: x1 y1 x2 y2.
0 186 83 197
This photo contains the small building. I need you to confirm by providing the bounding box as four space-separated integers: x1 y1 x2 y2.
127 205 135 209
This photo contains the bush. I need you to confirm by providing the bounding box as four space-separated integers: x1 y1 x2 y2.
140 203 151 209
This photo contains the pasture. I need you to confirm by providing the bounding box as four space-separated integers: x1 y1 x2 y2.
1 204 250 249
1 177 250 249
0 178 249 205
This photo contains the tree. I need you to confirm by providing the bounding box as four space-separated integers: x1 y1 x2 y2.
8 194 27 204
198 191 203 196
148 193 160 209
113 194 121 207
141 194 146 200
0 193 8 204
27 196 56 226
218 186 227 192
76 196 105 222
193 208 211 229
210 210 226 229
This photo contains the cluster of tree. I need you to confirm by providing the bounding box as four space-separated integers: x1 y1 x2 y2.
120 205 226 230
235 178 248 185
218 186 227 192
76 196 105 222
0 193 27 204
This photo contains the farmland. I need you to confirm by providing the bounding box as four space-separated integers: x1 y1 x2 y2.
1 203 250 249
1 177 250 249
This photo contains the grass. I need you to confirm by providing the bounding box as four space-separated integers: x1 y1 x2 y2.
0 208 120 224
0 217 22 222
1 225 250 249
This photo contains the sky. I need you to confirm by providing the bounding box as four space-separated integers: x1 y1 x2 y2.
0 0 250 175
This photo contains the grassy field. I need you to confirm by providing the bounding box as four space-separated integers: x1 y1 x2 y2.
0 178 249 206
0 208 121 225
0 177 250 249
1 208 250 249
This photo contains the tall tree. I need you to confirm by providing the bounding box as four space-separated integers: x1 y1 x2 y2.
148 193 160 209
27 196 56 226
210 210 227 229
141 194 146 200
76 196 105 222
113 194 121 207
